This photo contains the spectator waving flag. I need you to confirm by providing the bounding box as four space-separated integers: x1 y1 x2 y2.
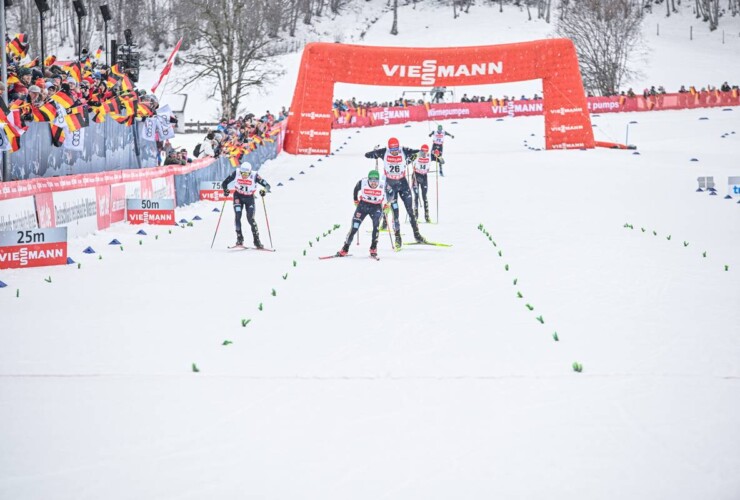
95 46 103 60
151 38 182 94
7 34 29 58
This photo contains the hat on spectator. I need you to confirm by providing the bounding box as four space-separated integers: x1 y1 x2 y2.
28 85 41 93
19 68 31 77
67 77 77 84
45 82 55 89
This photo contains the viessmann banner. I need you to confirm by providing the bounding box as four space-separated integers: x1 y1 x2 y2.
0 227 68 269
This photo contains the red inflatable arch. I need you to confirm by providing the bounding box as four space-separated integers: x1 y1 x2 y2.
285 39 594 154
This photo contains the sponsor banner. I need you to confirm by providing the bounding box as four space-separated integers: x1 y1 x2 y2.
0 197 39 231
165 175 175 199
35 192 56 228
111 184 126 223
52 188 99 238
96 185 111 231
199 181 232 202
0 158 216 201
126 198 176 225
728 176 740 197
141 178 154 200
0 227 67 269
123 180 142 200
151 176 171 200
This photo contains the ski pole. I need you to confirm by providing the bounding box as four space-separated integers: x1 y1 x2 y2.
383 209 395 250
210 198 228 249
260 193 274 249
435 156 440 224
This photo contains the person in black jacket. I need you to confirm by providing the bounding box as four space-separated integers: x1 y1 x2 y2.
222 163 271 248
365 137 426 249
336 170 388 258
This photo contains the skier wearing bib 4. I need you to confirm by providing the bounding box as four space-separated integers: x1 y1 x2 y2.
365 137 426 249
428 124 454 176
411 144 432 223
337 170 389 258
222 164 271 248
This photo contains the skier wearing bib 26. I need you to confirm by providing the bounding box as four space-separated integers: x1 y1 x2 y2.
365 137 426 249
428 124 455 176
338 170 389 258
411 144 432 223
222 164 271 248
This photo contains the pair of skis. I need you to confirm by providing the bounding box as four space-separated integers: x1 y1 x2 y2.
227 245 276 252
319 253 380 261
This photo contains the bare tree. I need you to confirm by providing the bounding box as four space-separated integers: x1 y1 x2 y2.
695 0 720 30
177 0 284 120
391 0 399 35
556 0 644 96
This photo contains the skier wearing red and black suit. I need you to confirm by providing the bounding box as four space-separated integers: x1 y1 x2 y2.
365 137 426 249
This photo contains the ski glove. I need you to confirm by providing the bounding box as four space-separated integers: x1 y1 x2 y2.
223 189 230 197
354 200 360 206
259 189 267 197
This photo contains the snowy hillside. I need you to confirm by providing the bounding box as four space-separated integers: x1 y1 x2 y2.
153 0 740 122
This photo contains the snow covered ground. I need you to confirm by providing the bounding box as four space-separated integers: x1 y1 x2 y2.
2 106 740 498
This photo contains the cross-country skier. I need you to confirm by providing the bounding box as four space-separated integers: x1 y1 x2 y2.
411 144 432 223
222 163 271 248
337 170 388 259
428 124 455 176
365 137 426 249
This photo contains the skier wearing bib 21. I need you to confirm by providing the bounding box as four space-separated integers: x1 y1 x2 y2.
337 170 389 259
411 144 432 223
222 164 271 248
365 137 426 249
428 124 454 176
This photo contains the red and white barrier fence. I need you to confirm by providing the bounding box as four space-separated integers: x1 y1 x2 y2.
331 91 740 129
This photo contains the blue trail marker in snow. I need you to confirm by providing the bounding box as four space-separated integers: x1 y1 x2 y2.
109 239 121 245
192 215 202 221
82 246 96 254
0 280 7 288
212 207 220 212
66 257 75 265
136 230 147 235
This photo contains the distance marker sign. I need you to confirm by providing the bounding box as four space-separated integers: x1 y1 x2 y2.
199 181 232 202
126 198 176 225
0 227 68 269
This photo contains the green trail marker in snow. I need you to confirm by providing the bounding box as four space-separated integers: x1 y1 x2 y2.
572 362 583 373
241 319 251 327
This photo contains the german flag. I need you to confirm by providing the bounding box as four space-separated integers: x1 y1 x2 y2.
67 62 82 83
7 74 20 87
65 107 89 132
106 72 121 88
137 102 154 118
0 98 23 152
44 55 57 67
7 35 29 58
50 124 65 147
51 92 75 109
121 75 134 93
31 102 58 122
229 155 239 168
95 46 103 60
90 105 106 123
23 58 39 68
102 97 120 115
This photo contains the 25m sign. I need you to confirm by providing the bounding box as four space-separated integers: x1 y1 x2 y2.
0 227 68 269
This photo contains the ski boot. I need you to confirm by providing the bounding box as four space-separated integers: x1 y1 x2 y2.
338 243 350 257
413 224 426 244
253 238 264 250
370 247 378 259
394 232 402 250
235 231 244 246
